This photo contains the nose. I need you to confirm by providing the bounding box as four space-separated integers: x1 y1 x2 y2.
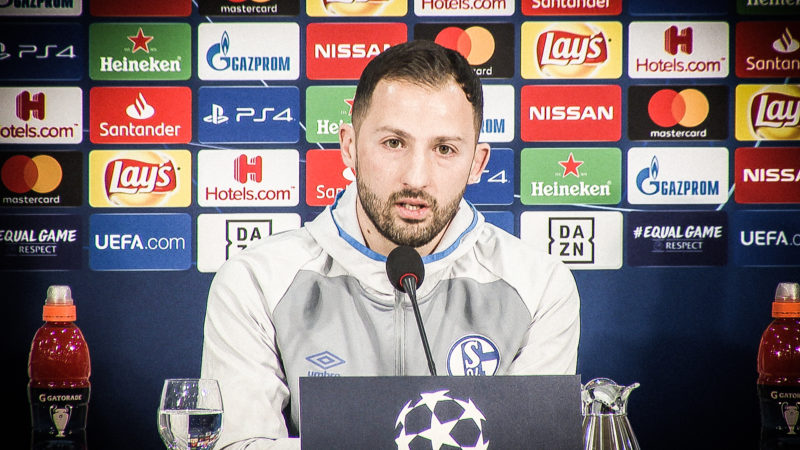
399 146 432 190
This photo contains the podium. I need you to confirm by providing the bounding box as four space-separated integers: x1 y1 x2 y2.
299 375 582 449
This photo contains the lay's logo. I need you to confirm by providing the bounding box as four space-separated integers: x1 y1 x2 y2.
736 84 800 141
89 150 191 208
521 21 622 79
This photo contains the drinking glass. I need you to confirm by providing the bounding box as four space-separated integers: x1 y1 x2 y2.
157 378 224 450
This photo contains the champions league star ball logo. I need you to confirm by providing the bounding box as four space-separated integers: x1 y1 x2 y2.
394 390 489 450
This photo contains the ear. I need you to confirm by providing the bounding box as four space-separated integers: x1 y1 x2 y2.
339 123 357 172
467 143 491 184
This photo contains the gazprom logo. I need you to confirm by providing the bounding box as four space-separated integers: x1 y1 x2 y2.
206 31 232 71
447 335 499 376
636 156 660 196
635 155 720 197
205 30 291 73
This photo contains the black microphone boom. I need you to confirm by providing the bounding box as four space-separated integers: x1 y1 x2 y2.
386 246 437 376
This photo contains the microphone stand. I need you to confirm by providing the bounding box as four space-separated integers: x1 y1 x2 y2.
401 276 437 376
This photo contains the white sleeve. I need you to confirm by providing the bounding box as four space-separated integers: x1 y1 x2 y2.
507 261 580 375
201 258 300 450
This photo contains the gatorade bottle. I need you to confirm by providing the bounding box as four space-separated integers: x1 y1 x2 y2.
28 285 91 445
758 282 800 450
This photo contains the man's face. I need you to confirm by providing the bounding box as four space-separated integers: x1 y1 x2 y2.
340 78 490 255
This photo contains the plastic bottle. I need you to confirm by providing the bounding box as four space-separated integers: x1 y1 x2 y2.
758 282 800 449
28 285 91 445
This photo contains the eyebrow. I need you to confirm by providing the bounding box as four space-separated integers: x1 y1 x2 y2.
375 126 467 144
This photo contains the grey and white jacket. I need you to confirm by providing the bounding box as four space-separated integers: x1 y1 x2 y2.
201 183 580 449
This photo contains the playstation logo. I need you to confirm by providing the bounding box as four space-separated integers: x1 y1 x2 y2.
203 104 229 125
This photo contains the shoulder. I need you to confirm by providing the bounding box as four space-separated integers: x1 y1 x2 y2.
471 223 578 315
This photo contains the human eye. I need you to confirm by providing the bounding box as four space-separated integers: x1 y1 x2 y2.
435 144 456 156
383 138 403 149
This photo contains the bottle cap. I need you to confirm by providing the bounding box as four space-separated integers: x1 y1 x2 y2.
772 282 800 318
43 285 76 322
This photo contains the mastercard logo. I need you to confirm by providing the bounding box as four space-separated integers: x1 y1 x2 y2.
1 154 62 194
647 88 709 128
435 26 495 66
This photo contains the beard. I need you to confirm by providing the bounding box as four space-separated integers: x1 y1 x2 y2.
357 177 464 249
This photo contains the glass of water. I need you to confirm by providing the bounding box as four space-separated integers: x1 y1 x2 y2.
158 378 223 450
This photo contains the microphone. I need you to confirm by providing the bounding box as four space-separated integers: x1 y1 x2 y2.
386 246 437 376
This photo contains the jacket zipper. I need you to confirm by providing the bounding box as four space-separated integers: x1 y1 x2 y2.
394 290 405 375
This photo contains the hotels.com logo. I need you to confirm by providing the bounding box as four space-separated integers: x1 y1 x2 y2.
234 154 262 183
735 147 800 204
89 86 191 144
306 22 406 80
521 22 622 79
628 21 728 79
520 84 620 142
16 91 45 121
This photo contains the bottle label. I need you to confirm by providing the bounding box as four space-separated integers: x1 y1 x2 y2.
29 387 90 437
759 384 800 448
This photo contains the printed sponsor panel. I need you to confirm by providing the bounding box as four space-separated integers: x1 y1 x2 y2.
733 210 800 266
0 23 84 80
465 148 514 205
480 85 514 143
305 149 353 207
627 147 729 205
482 211 513 235
627 85 728 141
90 0 191 16
198 23 300 81
414 0 514 17
522 0 621 15
307 0 406 16
88 150 191 208
738 0 800 15
413 23 514 79
520 21 622 79
0 151 82 207
520 210 623 270
627 211 727 267
88 23 191 81
198 0 300 16
735 84 800 141
736 22 800 78
89 86 192 144
198 149 299 207
197 213 302 273
0 87 82 144
520 84 621 142
198 86 299 144
735 147 800 204
89 213 192 271
628 21 729 79
0 0 81 16
0 214 81 270
306 23 407 80
520 147 621 205
305 86 356 144
630 0 727 15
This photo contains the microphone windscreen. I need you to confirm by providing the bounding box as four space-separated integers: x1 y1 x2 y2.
386 245 425 292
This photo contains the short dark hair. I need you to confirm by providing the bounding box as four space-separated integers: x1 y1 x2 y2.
350 40 484 136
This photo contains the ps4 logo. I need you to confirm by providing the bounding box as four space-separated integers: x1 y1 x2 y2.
0 42 77 61
203 103 294 125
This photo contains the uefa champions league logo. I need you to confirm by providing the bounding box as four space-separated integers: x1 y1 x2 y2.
394 390 489 450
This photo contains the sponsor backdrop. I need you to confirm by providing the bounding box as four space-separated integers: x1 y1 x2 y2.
1 0 798 448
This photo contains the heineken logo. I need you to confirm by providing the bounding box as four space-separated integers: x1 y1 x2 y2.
89 23 191 81
520 147 621 205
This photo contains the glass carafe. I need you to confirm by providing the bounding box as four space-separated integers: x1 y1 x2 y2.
581 377 640 450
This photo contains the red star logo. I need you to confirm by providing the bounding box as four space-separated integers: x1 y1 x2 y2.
558 153 583 178
344 97 354 116
128 28 154 54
